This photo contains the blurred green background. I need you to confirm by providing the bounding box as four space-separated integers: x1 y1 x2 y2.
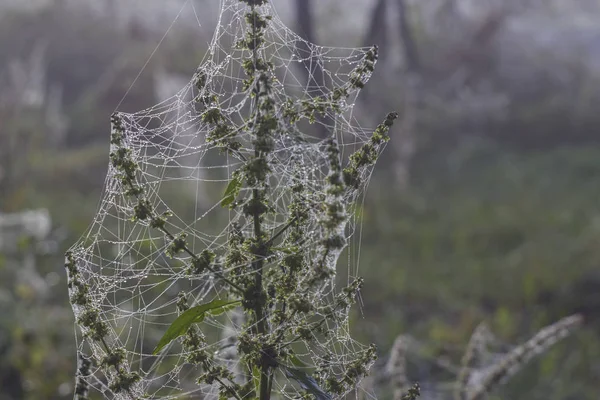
1 0 600 398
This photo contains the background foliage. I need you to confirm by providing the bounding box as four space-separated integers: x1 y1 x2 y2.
1 0 599 398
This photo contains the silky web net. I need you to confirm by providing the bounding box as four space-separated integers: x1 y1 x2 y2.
67 1 388 398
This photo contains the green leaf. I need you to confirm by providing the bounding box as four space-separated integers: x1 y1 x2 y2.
252 366 261 395
221 174 243 208
288 352 309 369
153 299 240 354
283 367 332 400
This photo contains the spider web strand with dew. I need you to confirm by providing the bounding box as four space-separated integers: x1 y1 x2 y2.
66 1 392 399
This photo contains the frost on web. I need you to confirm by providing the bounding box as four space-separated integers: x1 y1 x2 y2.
65 0 396 399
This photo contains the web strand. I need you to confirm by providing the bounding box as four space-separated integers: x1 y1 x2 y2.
68 1 387 398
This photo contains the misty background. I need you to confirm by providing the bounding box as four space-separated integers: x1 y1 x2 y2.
2 0 600 398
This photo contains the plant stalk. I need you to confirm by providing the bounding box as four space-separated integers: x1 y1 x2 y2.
249 4 271 400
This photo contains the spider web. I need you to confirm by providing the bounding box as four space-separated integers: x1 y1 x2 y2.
66 1 388 398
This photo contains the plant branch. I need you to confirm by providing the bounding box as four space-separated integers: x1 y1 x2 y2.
265 217 298 248
98 337 137 400
119 167 245 294
216 377 243 400
157 224 245 294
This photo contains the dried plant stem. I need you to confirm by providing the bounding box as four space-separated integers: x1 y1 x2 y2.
467 314 583 400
